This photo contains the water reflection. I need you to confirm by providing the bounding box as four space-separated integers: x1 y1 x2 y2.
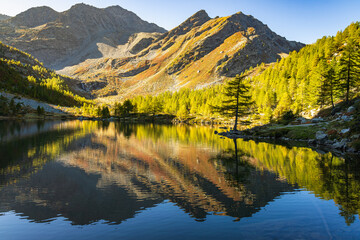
0 120 359 226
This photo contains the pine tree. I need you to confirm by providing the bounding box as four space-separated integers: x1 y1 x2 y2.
212 74 252 131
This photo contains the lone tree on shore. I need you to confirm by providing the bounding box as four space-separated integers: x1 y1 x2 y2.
212 74 252 131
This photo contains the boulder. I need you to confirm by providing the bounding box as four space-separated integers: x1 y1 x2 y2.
347 106 356 113
351 134 360 140
296 117 308 124
316 131 327 140
301 119 308 124
332 139 348 150
341 115 352 121
311 117 324 123
325 140 334 145
340 128 350 134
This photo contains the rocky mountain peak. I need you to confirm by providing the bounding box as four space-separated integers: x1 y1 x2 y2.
68 3 95 11
105 5 127 12
179 10 211 30
189 10 210 22
160 9 210 42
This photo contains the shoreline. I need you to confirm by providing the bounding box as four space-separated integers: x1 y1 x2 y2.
2 115 359 158
216 128 360 158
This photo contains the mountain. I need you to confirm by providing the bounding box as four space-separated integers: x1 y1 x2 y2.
0 41 89 107
124 22 360 124
0 14 10 21
0 4 166 69
60 10 304 99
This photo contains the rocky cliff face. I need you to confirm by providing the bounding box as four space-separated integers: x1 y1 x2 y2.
0 4 166 69
61 10 304 99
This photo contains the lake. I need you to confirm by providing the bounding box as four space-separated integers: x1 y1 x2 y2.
0 120 360 239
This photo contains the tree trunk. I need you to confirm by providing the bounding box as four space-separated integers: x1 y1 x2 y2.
330 79 334 109
346 54 351 104
234 84 240 131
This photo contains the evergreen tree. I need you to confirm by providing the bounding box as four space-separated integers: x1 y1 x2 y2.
337 37 360 104
36 106 44 115
122 100 135 114
316 58 338 109
101 105 110 118
212 74 252 131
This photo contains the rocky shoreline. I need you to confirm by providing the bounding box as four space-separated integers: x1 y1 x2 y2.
216 129 359 156
215 102 360 157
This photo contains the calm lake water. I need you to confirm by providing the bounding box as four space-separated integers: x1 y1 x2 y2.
0 120 360 239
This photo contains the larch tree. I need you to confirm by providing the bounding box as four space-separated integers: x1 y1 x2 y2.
337 37 360 104
212 74 252 131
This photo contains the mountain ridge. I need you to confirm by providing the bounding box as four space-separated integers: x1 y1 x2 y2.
0 4 166 69
60 10 304 99
0 13 11 21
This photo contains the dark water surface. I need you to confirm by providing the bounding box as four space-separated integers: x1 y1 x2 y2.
0 120 360 239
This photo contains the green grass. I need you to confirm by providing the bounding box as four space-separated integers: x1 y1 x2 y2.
286 127 318 140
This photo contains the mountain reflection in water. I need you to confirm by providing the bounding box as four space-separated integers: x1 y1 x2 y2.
0 120 359 227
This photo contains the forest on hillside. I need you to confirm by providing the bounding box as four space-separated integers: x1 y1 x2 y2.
0 42 91 115
87 22 360 122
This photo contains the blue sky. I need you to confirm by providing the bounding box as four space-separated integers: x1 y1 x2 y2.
1 0 359 44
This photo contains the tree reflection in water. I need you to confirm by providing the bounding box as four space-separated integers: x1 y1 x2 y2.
0 120 359 226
